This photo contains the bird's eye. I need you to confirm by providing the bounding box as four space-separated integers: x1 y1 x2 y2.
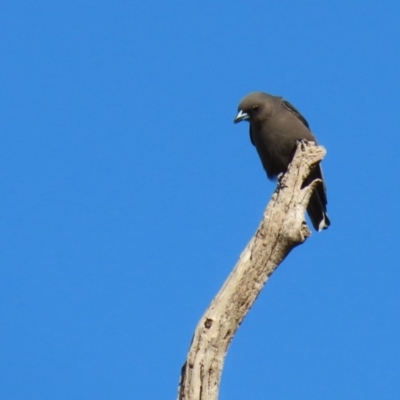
252 105 259 112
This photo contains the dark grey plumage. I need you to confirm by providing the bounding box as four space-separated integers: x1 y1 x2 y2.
234 91 330 231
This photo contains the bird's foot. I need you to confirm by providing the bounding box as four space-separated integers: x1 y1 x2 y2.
296 139 310 151
277 173 287 190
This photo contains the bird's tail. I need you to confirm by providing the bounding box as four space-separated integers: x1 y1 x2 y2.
305 165 330 231
307 190 330 231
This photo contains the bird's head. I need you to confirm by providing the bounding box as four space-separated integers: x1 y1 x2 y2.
233 92 274 124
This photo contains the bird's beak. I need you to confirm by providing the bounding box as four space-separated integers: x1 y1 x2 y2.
233 109 250 124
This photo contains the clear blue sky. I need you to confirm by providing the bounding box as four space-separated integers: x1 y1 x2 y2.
1 1 399 399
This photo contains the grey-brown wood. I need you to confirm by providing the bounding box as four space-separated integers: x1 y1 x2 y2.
177 142 327 400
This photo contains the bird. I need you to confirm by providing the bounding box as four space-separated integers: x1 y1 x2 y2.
234 91 330 231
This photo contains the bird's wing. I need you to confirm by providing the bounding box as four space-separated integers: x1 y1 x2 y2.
249 125 255 146
282 100 310 129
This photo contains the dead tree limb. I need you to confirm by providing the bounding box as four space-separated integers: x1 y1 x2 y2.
177 142 327 400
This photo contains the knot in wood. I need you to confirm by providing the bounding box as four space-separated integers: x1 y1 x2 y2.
204 318 213 329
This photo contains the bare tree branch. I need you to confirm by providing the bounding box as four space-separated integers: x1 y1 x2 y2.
177 142 327 400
